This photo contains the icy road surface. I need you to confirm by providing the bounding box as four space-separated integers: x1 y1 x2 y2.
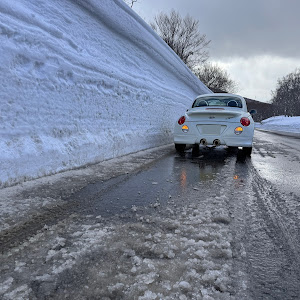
0 131 300 299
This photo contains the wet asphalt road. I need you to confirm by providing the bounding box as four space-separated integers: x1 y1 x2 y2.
1 130 300 299
230 131 300 299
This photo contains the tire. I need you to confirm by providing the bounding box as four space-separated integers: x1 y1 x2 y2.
243 147 252 156
192 144 200 156
175 143 186 153
227 146 238 151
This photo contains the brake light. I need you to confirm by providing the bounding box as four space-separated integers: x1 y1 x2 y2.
240 117 250 126
178 116 186 125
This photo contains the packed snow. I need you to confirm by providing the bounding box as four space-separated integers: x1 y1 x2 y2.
0 0 210 188
255 116 300 137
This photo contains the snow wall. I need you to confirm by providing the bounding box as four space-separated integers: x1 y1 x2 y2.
0 0 211 188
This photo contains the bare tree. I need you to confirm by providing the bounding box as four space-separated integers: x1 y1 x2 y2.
193 63 237 93
151 10 210 69
123 0 137 8
271 68 300 116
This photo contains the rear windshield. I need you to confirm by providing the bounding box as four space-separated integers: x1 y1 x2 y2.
192 96 243 108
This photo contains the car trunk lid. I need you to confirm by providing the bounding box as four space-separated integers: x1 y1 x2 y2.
186 107 242 122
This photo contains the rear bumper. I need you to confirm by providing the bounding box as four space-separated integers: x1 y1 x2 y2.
174 134 253 147
174 120 254 147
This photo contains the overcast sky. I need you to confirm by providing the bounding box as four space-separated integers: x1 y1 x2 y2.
132 0 300 102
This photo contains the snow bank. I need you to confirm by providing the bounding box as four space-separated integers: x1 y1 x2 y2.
0 0 210 188
255 116 300 137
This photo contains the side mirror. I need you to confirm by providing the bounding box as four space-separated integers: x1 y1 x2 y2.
249 109 257 115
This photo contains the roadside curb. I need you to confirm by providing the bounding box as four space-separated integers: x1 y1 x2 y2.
255 128 300 138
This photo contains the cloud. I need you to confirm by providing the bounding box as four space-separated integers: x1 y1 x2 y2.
203 0 300 59
212 56 300 102
134 0 300 59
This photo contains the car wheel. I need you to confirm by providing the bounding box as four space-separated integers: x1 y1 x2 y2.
227 146 238 151
175 144 186 153
192 144 200 156
243 147 252 156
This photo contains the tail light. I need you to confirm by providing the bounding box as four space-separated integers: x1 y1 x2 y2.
178 116 186 125
182 125 189 132
240 117 250 126
235 127 243 135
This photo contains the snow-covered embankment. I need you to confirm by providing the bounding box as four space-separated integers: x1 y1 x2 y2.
255 116 300 137
0 0 210 188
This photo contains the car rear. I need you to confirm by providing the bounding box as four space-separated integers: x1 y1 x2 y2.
174 94 254 149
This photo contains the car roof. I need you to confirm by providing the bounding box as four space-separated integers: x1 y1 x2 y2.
195 93 245 100
194 93 247 111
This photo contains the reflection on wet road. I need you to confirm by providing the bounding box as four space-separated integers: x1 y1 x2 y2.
253 130 300 197
73 146 247 219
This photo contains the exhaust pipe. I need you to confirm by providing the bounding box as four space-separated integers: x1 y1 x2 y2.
200 139 207 146
213 139 221 147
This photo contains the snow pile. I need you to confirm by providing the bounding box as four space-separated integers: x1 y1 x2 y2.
255 116 300 137
0 0 210 188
